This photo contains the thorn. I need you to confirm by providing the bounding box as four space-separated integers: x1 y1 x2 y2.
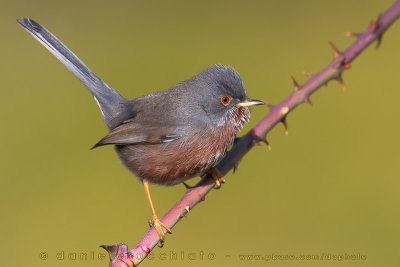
371 14 382 33
281 118 289 136
280 106 289 115
344 63 351 69
329 41 343 58
100 244 125 261
262 137 272 151
376 14 382 31
291 75 301 91
376 33 383 49
233 159 242 173
345 32 361 38
265 101 275 110
304 96 313 107
336 75 346 92
200 196 206 201
302 71 312 78
182 205 190 217
148 218 154 228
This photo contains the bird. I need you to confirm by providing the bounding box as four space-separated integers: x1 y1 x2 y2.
17 18 265 246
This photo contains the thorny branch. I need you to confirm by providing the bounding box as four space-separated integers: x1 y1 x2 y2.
102 1 400 266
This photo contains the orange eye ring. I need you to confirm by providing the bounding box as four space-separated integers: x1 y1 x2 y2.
220 95 231 106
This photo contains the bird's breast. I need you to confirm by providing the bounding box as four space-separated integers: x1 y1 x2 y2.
115 106 249 185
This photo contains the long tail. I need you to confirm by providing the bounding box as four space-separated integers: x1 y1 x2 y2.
17 18 133 130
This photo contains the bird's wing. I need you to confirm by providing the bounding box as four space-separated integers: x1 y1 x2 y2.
91 121 188 148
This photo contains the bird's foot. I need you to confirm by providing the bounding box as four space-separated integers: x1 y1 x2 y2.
204 167 226 189
149 215 171 247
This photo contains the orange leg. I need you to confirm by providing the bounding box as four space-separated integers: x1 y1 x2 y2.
143 180 171 247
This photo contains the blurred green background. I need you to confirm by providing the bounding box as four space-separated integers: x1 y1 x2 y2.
1 0 399 266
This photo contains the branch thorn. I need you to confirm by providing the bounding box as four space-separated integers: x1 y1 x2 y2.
345 32 361 38
370 13 382 33
329 41 343 58
302 71 313 78
291 75 301 91
281 117 289 136
265 101 275 110
253 141 262 146
304 96 313 107
376 33 383 49
181 205 191 218
336 75 346 92
262 137 272 150
233 159 242 174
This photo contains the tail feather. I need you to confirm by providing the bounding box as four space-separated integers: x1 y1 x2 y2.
17 18 133 129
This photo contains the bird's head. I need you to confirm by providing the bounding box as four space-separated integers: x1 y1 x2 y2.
190 64 265 128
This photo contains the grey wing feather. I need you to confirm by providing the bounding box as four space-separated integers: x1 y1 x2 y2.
91 121 184 149
17 18 132 130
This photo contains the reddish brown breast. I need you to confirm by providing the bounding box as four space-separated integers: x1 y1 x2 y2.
115 106 249 185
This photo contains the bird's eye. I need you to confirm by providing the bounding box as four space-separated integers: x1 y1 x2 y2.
220 95 231 106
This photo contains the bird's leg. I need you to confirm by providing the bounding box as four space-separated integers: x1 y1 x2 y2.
143 180 171 247
204 167 226 189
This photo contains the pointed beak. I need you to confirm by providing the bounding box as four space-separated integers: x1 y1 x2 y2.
235 99 265 107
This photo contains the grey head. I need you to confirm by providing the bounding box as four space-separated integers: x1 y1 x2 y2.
180 65 265 126
190 64 249 124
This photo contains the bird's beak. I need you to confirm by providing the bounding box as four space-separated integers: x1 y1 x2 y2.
235 99 265 107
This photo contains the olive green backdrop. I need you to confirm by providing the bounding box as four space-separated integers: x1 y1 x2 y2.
1 0 399 266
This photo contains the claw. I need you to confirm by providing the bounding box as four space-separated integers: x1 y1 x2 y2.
204 168 226 189
149 215 171 247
